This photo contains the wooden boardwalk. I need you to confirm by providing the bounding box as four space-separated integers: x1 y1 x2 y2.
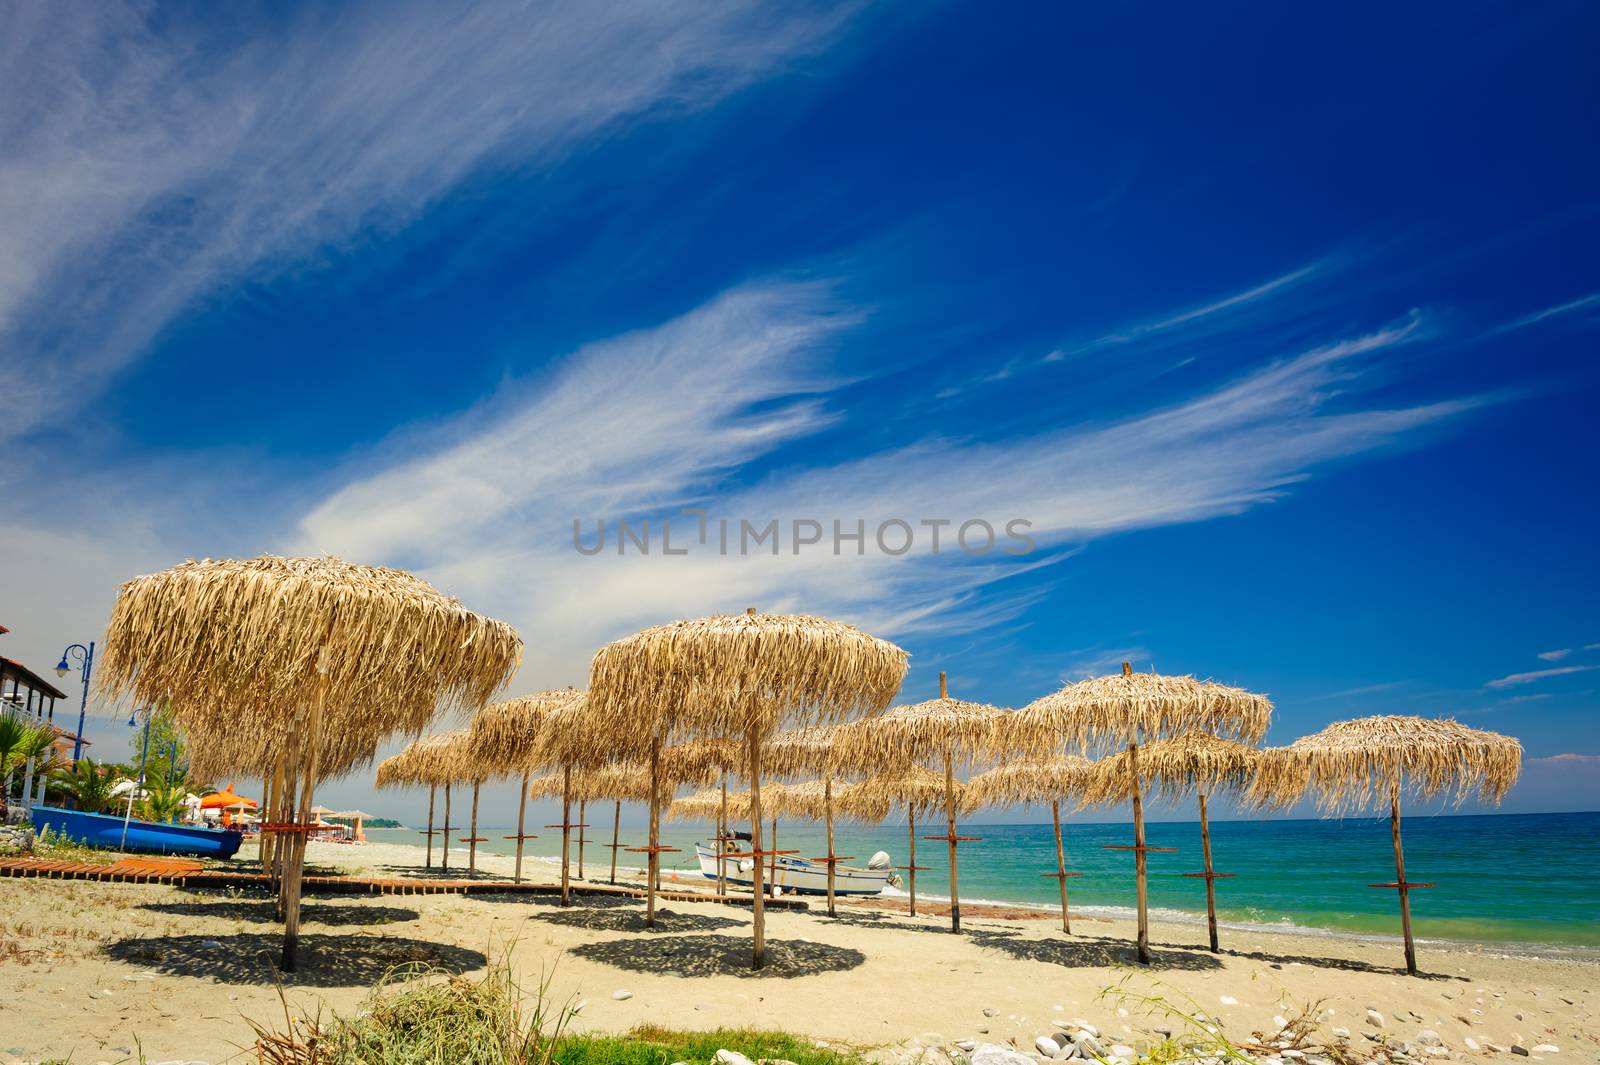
0 857 807 908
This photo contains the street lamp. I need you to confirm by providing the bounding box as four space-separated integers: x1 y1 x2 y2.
55 641 94 763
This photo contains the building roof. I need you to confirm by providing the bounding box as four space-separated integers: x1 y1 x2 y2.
0 656 69 701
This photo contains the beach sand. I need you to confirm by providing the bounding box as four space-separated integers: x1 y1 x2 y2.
1 838 1595 1063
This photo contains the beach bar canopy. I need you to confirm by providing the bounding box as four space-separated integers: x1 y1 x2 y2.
964 756 1095 933
1249 714 1521 975
589 609 907 969
99 554 520 972
1009 662 1271 964
1083 734 1260 951
837 671 1014 932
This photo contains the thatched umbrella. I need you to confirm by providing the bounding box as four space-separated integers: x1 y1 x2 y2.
424 729 501 877
851 764 955 917
101 556 519 971
1249 715 1521 975
964 756 1095 933
657 739 742 895
590 609 907 969
765 724 883 916
467 689 589 884
1083 734 1259 951
376 734 459 870
581 765 656 885
1010 661 1270 964
836 672 1013 932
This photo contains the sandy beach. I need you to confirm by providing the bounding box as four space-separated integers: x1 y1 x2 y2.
1 838 1595 1064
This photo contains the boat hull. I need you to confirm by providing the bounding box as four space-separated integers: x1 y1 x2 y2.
694 843 892 896
31 806 243 859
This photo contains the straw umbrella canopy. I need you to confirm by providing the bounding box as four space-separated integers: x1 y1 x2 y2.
466 688 588 884
835 672 1015 932
1083 734 1259 951
100 555 520 972
1248 715 1521 975
589 610 908 969
1012 662 1271 964
851 763 958 918
376 735 455 870
963 757 1095 933
765 724 884 916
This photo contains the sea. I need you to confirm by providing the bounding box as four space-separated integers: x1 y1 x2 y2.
363 809 1600 956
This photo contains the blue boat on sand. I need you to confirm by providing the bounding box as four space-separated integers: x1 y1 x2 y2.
32 805 243 859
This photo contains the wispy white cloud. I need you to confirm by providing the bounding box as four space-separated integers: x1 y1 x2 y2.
1044 263 1323 362
0 0 857 444
1537 648 1572 661
1491 292 1600 334
1307 679 1410 701
1526 753 1600 768
1485 664 1600 689
292 286 1474 682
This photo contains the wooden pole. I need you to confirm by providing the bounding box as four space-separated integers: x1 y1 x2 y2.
280 664 329 973
769 814 778 897
939 668 961 934
717 773 729 896
1199 791 1219 953
907 809 917 916
560 764 572 906
578 798 587 879
608 799 621 885
425 784 436 870
513 772 528 883
1129 738 1150 965
824 777 837 917
258 771 273 872
1052 798 1071 934
441 783 452 871
273 749 296 919
748 724 767 970
1392 778 1418 975
468 780 481 877
646 735 661 926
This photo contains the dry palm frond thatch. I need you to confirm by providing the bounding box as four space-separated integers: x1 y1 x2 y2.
1012 668 1272 752
1247 715 1522 814
588 612 908 738
1081 734 1260 807
835 697 1013 770
467 689 585 768
850 763 952 815
782 778 890 823
963 756 1096 813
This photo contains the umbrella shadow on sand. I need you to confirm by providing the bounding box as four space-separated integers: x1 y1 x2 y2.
968 929 1224 971
140 898 421 927
570 933 864 979
1225 946 1463 981
530 906 743 934
106 933 485 987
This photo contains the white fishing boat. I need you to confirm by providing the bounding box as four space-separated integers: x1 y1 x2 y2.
694 839 897 896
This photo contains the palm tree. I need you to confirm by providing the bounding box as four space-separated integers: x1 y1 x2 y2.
141 782 188 824
1 712 59 819
49 757 118 815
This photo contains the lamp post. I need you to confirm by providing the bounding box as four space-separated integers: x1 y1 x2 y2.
55 642 94 763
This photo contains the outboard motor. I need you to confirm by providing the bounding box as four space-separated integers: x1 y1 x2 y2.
867 850 892 870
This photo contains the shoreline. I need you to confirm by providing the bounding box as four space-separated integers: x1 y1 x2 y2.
346 835 1600 962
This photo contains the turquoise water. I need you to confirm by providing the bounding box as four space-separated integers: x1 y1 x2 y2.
364 810 1600 953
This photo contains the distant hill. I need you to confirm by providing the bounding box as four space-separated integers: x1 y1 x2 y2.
364 818 404 828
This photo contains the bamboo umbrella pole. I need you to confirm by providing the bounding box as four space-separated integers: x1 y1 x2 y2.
513 772 528 882
908 809 918 916
281 663 329 973
824 777 837 917
1391 777 1417 975
608 800 621 885
1129 737 1151 965
258 770 273 872
936 672 965 933
441 783 452 871
578 798 587 879
747 724 767 969
468 781 481 877
560 764 572 906
769 814 779 897
425 784 436 870
718 773 729 896
646 735 661 925
1051 798 1071 934
1199 791 1218 952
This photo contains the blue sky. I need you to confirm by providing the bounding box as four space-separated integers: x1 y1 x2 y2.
2 0 1597 823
